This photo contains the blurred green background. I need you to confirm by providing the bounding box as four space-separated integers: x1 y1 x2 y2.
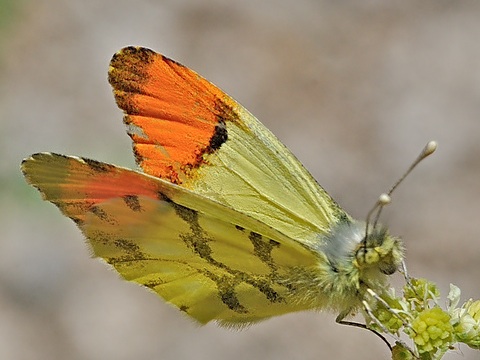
2 1 480 359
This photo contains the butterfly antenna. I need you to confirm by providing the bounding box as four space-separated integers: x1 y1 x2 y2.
364 194 391 242
365 141 438 239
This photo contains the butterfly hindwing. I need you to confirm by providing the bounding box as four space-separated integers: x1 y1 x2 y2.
22 153 328 325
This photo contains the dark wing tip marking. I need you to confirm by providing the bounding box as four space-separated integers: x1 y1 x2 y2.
110 46 156 70
132 146 145 166
108 47 156 110
114 91 140 115
160 53 183 67
82 157 113 173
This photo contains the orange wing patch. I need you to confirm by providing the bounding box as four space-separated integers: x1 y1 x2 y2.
108 47 235 184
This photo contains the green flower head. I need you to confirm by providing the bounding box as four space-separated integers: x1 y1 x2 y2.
452 299 480 349
406 307 453 355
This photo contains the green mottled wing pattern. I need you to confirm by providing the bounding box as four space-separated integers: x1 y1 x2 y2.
22 153 328 325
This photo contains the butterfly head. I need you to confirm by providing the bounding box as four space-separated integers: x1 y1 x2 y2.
321 221 404 278
354 225 404 276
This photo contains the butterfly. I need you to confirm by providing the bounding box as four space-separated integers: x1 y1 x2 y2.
22 46 406 327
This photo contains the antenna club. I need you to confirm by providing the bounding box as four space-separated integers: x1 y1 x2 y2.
378 193 391 205
423 141 438 157
369 141 436 227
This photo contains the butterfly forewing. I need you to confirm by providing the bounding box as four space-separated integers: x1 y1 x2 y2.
108 47 349 245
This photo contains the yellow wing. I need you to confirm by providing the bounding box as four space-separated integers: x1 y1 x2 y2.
22 153 332 325
108 47 349 246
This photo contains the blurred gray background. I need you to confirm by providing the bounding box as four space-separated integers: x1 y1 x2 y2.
2 1 480 359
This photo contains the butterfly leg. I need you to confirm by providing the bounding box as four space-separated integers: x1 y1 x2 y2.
335 309 392 351
362 289 416 357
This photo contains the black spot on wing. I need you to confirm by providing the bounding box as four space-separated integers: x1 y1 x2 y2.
177 207 214 263
123 195 142 212
114 238 141 255
204 98 245 154
107 238 148 264
249 231 280 273
269 239 280 247
209 119 228 151
172 202 199 226
157 191 173 203
220 285 247 313
200 269 247 314
90 205 117 225
252 279 281 302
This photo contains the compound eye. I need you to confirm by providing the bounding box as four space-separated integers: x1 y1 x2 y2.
379 262 397 275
